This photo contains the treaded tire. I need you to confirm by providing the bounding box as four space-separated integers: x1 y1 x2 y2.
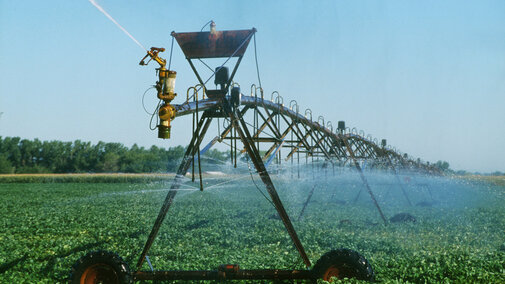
69 250 132 284
312 248 375 282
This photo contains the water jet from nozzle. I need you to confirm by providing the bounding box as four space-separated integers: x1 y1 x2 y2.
89 0 147 51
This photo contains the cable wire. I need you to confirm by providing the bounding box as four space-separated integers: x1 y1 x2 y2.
149 100 161 130
198 58 215 72
168 35 175 70
253 33 262 88
142 86 156 115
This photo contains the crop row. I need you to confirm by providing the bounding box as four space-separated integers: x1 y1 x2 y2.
0 175 504 283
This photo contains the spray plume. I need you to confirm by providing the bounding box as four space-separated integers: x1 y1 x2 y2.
88 0 147 51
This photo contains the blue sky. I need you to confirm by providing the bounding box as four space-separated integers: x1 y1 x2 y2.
1 0 504 173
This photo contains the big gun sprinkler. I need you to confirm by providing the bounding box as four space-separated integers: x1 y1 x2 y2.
139 47 177 139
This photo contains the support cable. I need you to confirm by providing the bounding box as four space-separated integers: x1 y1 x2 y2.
142 86 156 115
253 33 262 88
168 35 174 70
149 100 161 131
197 58 215 72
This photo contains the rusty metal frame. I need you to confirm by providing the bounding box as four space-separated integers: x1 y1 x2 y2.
172 29 256 96
340 135 388 225
136 114 213 270
135 268 312 281
226 102 311 267
134 89 440 281
118 23 447 281
173 93 440 215
133 99 316 282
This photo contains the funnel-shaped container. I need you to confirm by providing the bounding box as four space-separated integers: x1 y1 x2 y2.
172 29 256 59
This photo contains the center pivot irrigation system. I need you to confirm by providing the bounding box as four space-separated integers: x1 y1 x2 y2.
70 23 440 283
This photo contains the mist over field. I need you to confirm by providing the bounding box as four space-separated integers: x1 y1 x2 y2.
1 160 504 282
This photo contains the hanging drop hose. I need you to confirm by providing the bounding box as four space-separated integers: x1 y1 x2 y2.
234 127 237 168
247 161 275 208
196 89 204 191
190 88 196 182
188 86 204 190
230 121 234 165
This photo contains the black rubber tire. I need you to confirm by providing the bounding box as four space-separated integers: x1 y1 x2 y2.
312 248 375 282
69 250 132 284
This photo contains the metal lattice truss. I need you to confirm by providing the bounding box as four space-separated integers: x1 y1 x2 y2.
134 86 440 271
133 26 441 279
174 86 440 175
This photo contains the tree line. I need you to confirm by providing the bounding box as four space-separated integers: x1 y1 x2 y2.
1 136 502 176
0 137 229 174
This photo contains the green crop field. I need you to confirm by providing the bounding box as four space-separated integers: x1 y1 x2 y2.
1 174 504 283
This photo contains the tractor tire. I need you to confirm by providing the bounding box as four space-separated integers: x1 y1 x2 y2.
69 250 132 284
312 248 375 282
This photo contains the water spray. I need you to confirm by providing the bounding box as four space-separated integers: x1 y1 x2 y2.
88 0 147 51
88 0 177 139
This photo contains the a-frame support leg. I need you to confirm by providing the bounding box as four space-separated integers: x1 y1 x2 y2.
384 154 412 206
297 184 317 221
136 115 213 271
342 137 388 225
227 105 312 268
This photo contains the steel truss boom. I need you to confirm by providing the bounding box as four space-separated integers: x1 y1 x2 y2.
174 94 440 174
133 89 440 281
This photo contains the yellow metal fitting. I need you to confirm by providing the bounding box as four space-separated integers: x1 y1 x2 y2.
159 103 176 121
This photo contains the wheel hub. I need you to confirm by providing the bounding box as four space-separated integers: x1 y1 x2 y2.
80 263 119 284
323 265 340 281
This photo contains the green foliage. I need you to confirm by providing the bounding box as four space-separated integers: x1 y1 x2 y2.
0 178 504 283
0 137 227 174
0 154 14 174
0 174 174 183
434 160 451 172
455 170 469 176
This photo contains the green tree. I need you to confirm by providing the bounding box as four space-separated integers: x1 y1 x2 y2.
1 136 21 170
102 152 120 172
120 144 145 173
0 136 229 174
0 154 14 174
204 149 229 165
434 160 451 172
165 145 185 172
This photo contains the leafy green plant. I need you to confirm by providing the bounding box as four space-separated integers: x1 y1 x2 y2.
0 176 504 283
